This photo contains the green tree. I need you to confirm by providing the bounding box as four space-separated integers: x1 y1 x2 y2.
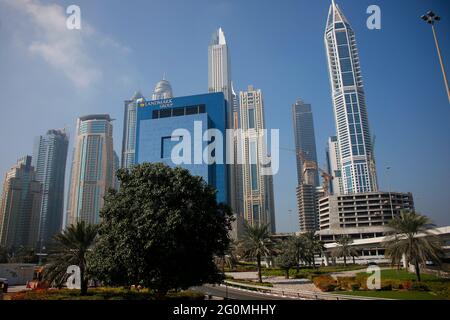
384 210 442 282
44 221 99 295
239 222 272 283
331 235 357 266
276 242 297 279
89 163 232 298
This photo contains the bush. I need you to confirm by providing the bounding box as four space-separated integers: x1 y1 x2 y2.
399 280 412 290
337 276 356 290
411 282 429 292
293 272 309 280
350 283 361 291
313 275 337 292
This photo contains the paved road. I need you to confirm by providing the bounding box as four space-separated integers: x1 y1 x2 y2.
192 284 299 300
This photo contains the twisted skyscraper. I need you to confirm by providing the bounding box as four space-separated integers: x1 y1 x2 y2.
324 1 378 194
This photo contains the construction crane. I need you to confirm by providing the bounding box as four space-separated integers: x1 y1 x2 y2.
280 147 334 195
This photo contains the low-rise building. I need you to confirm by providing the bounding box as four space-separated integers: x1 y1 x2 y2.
317 191 414 243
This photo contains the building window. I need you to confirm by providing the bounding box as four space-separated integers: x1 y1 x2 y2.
249 141 258 191
161 136 183 159
159 108 171 118
252 204 260 223
248 108 256 129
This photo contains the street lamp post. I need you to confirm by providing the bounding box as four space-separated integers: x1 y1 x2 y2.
421 11 450 103
386 167 394 219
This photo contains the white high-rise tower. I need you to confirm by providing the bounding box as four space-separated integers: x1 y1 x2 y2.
324 1 378 194
208 28 239 214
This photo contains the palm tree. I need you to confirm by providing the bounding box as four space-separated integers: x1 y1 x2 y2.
288 236 307 273
384 210 442 282
302 232 324 269
239 222 272 283
331 235 357 266
44 221 99 295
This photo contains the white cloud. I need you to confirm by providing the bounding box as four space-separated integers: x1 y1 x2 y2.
3 0 130 89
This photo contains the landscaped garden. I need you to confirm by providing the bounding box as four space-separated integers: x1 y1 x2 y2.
313 268 450 300
7 287 205 301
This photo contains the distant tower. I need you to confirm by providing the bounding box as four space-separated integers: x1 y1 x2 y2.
66 115 115 226
208 28 239 219
324 1 378 194
239 85 275 232
152 77 173 100
292 99 319 186
0 156 42 248
326 136 343 195
121 91 144 168
32 129 69 247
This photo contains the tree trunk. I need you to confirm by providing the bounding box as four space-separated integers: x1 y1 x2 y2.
343 256 347 267
257 254 262 283
79 260 87 296
311 254 316 269
414 261 421 282
285 269 289 279
352 256 355 265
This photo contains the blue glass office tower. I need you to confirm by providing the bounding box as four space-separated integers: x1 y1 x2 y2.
135 92 228 204
32 129 68 247
324 1 378 194
292 99 319 187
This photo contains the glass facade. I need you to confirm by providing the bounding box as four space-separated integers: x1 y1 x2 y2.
32 130 68 247
325 2 377 194
135 92 228 204
292 100 319 186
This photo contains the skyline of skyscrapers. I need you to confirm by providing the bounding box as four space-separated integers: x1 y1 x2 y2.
32 129 68 247
66 114 115 226
0 2 426 248
324 1 378 194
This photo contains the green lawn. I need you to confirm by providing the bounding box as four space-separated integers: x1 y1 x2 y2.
332 290 446 300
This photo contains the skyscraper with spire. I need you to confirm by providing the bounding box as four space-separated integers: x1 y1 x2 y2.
324 1 378 194
208 28 239 216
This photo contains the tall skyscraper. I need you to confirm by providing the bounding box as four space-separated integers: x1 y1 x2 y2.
121 91 144 169
326 136 343 195
208 28 232 107
292 99 319 187
292 99 320 233
324 1 378 194
239 85 275 232
231 82 244 217
0 156 42 249
66 114 115 226
32 129 69 247
208 28 238 214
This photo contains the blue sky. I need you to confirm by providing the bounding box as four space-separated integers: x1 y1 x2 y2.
0 0 449 232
